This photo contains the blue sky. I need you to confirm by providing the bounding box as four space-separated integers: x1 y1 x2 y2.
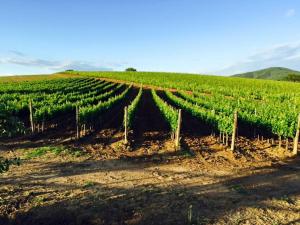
0 0 300 75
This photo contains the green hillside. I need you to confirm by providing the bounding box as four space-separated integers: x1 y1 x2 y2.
232 67 300 81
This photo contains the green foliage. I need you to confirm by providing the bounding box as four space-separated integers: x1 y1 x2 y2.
25 147 50 159
2 70 300 140
0 157 21 173
125 87 143 129
151 89 178 132
25 146 84 159
286 74 300 82
32 196 46 205
125 67 137 72
0 103 26 137
83 181 95 188
230 184 249 195
0 78 128 137
79 86 131 125
165 90 233 133
63 71 300 139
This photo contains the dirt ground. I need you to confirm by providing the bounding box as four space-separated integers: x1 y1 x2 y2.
1 130 299 225
1 89 300 225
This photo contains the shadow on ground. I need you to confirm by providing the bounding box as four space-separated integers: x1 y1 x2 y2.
0 154 299 225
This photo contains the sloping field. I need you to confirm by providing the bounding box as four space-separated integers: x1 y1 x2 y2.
0 72 299 224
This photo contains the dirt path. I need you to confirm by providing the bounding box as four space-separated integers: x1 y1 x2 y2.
130 90 173 156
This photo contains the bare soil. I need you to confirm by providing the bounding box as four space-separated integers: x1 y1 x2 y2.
0 90 299 225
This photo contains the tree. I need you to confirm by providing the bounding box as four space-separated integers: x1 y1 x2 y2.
286 74 300 82
125 67 137 72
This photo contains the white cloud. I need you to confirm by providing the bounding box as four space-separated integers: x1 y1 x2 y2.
285 9 296 17
215 41 300 75
0 51 119 72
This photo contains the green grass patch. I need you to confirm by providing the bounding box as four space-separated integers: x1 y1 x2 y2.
279 195 296 204
83 181 95 188
25 147 53 159
230 184 249 195
181 149 195 157
25 146 84 159
32 196 46 205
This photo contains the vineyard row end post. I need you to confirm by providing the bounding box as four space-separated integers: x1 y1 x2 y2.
124 106 128 144
231 110 238 151
76 105 80 139
175 109 182 151
293 113 300 155
29 100 34 133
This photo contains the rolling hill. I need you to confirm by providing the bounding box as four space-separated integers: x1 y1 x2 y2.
232 67 300 80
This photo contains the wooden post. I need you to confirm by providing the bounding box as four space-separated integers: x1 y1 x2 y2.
231 110 238 151
188 205 193 224
42 120 45 132
76 105 80 139
175 109 182 150
254 108 257 138
225 133 229 146
124 106 128 144
279 136 282 148
29 100 34 133
293 113 300 155
83 124 86 136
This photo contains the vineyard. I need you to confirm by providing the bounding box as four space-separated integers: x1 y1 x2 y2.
1 72 300 225
1 71 299 154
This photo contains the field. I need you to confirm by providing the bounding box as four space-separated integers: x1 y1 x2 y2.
1 71 300 225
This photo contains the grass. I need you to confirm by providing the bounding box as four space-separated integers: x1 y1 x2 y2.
279 195 296 204
83 181 95 188
181 149 195 157
32 196 46 205
230 184 249 195
25 146 84 159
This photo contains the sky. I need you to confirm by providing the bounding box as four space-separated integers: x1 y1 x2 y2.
0 0 300 76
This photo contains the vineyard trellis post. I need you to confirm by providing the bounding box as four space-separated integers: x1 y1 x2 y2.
293 113 300 155
124 106 128 144
76 105 80 139
226 133 229 146
175 109 182 150
254 108 257 138
279 136 282 148
231 110 238 151
41 119 45 133
29 100 34 133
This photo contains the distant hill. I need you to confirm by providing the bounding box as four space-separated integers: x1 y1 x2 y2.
232 67 300 81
